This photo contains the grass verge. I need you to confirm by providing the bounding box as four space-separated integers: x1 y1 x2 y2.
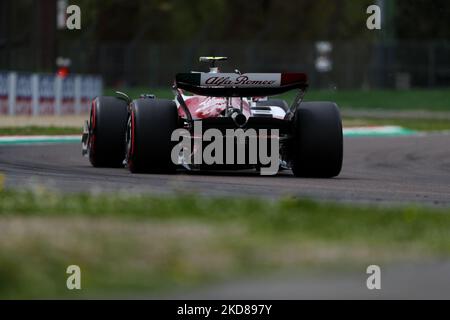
1 117 449 136
0 189 449 298
105 87 450 111
343 118 450 132
302 89 450 111
0 126 81 136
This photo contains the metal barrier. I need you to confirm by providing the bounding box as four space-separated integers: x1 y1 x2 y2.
0 72 102 115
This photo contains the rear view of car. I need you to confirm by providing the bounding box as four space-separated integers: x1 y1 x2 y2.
82 57 342 177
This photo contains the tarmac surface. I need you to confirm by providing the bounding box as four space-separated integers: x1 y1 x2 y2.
0 133 449 206
168 261 450 300
1 133 450 299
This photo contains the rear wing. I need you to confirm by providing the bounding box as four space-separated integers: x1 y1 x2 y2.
175 72 308 97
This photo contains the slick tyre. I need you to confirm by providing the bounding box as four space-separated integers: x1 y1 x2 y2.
89 96 128 167
127 98 178 173
290 102 343 178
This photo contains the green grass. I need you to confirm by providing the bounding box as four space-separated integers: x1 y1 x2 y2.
105 87 450 111
0 189 449 298
302 89 450 111
343 118 450 132
0 126 81 136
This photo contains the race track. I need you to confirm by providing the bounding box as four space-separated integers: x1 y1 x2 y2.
1 134 449 206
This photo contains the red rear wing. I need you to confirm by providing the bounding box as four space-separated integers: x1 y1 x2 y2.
176 73 308 97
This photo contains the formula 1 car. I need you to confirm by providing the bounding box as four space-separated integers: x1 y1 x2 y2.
82 57 343 177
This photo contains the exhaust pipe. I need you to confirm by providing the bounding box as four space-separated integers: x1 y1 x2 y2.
231 111 247 127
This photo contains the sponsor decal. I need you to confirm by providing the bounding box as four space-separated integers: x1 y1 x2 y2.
200 73 281 88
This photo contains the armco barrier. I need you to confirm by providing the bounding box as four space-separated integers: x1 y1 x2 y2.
0 71 102 116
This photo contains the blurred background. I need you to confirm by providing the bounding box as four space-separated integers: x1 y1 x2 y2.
1 1 450 299
1 0 450 90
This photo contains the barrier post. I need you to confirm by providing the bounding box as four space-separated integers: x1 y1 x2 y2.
31 74 40 116
74 76 82 114
8 72 17 116
54 76 63 115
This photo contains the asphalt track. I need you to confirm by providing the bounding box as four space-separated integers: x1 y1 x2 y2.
169 261 450 299
0 133 449 206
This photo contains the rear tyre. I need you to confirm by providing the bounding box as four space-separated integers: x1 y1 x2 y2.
290 102 343 178
127 98 178 173
89 96 128 167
